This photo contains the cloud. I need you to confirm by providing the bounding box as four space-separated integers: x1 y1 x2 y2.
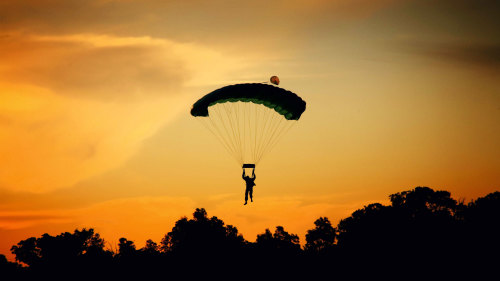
424 43 500 69
0 33 188 101
0 30 258 193
0 195 196 231
0 82 187 192
0 212 70 230
0 0 400 45
398 40 500 71
0 32 260 96
70 196 197 241
376 1 500 72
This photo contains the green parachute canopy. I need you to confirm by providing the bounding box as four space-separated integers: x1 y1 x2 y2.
190 83 306 120
191 83 306 166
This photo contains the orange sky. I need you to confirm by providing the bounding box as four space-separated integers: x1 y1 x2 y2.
1 0 499 260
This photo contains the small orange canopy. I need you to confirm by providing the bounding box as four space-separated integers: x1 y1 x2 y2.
270 76 280 85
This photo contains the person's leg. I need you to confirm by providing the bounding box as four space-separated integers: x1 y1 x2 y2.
250 188 253 202
245 189 249 205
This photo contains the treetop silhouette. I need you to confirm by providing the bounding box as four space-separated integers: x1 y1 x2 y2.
5 187 500 279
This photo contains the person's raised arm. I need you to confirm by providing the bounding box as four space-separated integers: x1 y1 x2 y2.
242 169 246 179
252 168 256 179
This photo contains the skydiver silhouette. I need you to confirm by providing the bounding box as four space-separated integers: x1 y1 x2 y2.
242 168 256 205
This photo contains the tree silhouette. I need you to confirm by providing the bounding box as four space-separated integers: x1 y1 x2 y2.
305 217 336 254
256 226 300 254
140 239 160 256
10 228 109 269
336 202 391 250
249 226 303 277
10 228 112 278
10 237 40 268
460 191 500 271
0 254 23 278
4 187 500 279
390 186 457 216
335 187 469 277
160 208 245 260
389 187 460 255
118 237 136 257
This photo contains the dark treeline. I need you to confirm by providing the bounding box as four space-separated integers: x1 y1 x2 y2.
2 186 499 279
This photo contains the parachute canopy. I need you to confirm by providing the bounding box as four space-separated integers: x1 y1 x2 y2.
191 83 306 166
191 83 306 120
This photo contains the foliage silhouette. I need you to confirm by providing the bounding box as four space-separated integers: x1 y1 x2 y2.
0 254 23 278
118 237 136 257
4 187 500 279
305 217 336 254
10 228 113 278
160 208 245 258
255 226 300 256
141 239 160 256
11 228 110 267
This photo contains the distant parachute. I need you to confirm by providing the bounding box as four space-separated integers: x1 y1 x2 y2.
191 83 306 167
270 76 280 85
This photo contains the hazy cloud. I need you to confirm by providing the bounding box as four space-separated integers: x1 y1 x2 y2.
0 30 254 193
0 212 70 230
398 40 500 71
0 195 195 239
423 43 500 69
0 215 63 222
0 0 400 44
0 33 188 101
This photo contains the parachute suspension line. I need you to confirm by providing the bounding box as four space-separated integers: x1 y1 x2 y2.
252 104 260 163
200 117 237 160
198 116 240 165
228 102 241 163
256 109 281 163
260 120 296 163
253 104 267 164
201 117 229 156
212 105 243 165
199 100 299 167
245 102 253 165
239 102 244 164
232 102 245 165
238 102 244 165
209 109 242 165
255 104 274 164
256 115 281 163
255 107 274 162
255 112 282 164
251 102 259 163
222 102 243 164
253 103 259 164
273 121 296 151
266 116 287 151
231 104 245 165
235 102 245 165
245 102 252 163
254 109 271 164
235 103 245 165
235 101 247 165
211 105 234 156
253 102 266 164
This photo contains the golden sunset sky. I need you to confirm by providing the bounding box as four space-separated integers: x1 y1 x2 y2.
1 0 499 259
